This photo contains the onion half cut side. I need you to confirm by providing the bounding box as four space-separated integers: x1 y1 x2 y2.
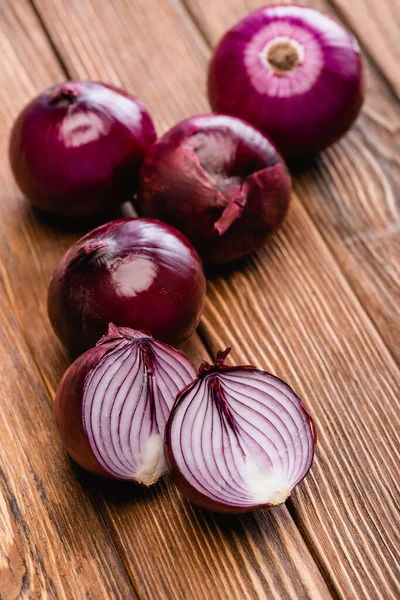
165 349 316 513
55 324 196 485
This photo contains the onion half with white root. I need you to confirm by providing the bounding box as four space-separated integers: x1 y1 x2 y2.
55 324 196 485
165 349 316 513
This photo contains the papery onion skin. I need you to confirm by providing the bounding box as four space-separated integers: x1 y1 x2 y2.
137 114 291 264
55 324 197 483
208 5 364 159
48 218 206 355
165 349 316 514
9 81 156 216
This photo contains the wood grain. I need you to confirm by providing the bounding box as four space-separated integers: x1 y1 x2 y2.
27 0 400 597
93 472 333 600
0 1 333 598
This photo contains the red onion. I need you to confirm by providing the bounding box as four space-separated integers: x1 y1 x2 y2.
9 81 156 216
55 324 196 483
138 114 291 264
166 349 316 513
48 218 206 355
208 5 364 159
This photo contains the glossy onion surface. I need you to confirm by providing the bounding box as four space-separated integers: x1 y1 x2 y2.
166 349 316 513
55 325 196 483
208 5 364 158
9 81 156 216
138 114 291 264
48 218 206 355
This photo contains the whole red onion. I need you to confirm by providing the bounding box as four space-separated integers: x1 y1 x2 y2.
9 81 156 216
138 114 291 264
208 5 364 159
166 349 316 513
48 218 206 355
55 324 196 483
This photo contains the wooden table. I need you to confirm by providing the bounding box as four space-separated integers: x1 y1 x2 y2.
1 1 399 598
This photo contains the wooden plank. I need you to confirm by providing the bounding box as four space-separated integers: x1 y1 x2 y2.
328 0 400 99
0 1 332 598
28 0 400 598
182 0 400 362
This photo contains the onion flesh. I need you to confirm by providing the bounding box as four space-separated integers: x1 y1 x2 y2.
55 324 197 484
208 5 364 158
165 349 316 513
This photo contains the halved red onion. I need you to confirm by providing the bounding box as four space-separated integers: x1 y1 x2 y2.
165 349 316 513
55 324 196 484
208 5 364 158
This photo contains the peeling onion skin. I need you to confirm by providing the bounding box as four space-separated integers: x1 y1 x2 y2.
137 114 291 264
165 349 316 514
55 324 197 483
208 5 364 159
9 81 156 216
47 218 206 356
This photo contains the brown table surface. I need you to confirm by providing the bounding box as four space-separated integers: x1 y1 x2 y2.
0 1 399 598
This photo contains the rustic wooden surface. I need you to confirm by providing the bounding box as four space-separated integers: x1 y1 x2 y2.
0 0 398 599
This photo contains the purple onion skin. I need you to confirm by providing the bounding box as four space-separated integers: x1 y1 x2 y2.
165 350 316 514
9 81 156 216
54 325 197 481
47 218 206 356
54 342 111 476
138 114 291 265
208 5 364 159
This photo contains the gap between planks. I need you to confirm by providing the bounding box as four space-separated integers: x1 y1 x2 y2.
29 0 73 79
